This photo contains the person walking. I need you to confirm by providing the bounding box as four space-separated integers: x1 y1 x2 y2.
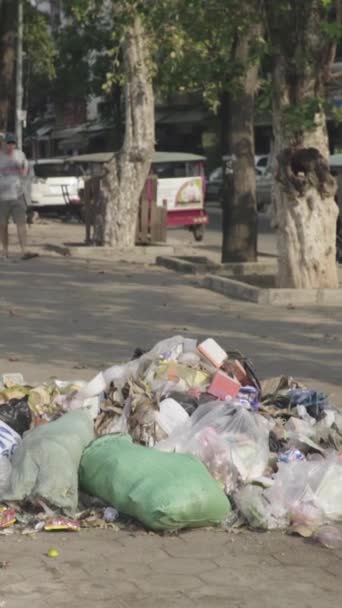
0 132 37 259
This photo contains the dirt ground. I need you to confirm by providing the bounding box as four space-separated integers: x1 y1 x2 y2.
1 222 342 607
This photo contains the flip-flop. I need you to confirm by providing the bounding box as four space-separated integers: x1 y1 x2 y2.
22 252 39 261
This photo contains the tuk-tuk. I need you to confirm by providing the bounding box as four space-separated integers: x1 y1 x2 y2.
68 151 208 242
151 152 208 241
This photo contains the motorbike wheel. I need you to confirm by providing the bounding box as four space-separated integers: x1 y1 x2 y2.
192 225 205 242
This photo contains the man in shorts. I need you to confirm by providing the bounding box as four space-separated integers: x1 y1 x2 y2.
0 133 37 259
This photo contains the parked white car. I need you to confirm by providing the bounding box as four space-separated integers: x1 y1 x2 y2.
27 158 84 211
206 155 270 202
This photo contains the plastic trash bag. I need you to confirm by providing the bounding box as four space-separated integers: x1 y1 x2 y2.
79 434 231 531
239 454 342 531
264 457 342 528
156 402 270 493
0 398 32 435
0 421 21 459
0 456 12 495
235 485 286 530
1 410 94 513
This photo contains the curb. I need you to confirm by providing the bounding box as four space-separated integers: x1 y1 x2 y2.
61 245 175 263
202 274 342 306
156 255 277 276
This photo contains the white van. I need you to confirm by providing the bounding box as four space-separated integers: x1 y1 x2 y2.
28 158 84 211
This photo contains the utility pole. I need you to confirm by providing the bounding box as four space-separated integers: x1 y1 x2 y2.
15 0 24 149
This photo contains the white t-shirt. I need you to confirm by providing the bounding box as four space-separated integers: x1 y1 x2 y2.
0 149 28 201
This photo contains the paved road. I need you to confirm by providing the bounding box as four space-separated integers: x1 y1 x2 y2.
0 230 342 607
171 204 277 261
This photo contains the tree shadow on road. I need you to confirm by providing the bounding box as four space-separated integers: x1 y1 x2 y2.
0 257 341 403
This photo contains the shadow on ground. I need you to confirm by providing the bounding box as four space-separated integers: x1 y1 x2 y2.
0 256 341 403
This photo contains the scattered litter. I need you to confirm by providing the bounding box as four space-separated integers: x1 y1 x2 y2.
0 507 16 529
0 334 341 545
44 518 80 532
278 449 305 463
314 525 342 549
47 548 59 558
103 507 119 523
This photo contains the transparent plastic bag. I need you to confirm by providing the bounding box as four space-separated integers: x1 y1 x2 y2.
265 454 342 528
235 484 287 530
156 402 270 493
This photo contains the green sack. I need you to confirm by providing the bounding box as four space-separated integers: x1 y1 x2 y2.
79 434 231 531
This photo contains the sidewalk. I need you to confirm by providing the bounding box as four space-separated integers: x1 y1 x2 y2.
0 251 342 607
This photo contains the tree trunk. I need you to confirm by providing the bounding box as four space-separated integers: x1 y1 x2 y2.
266 0 339 288
0 0 16 131
95 16 155 248
221 26 260 263
273 108 338 288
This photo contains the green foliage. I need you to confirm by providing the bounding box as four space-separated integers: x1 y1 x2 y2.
322 20 342 40
149 0 263 111
57 0 264 113
330 103 342 124
281 99 323 139
48 1 115 103
24 1 56 80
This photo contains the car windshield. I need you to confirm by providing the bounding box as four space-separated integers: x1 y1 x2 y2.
256 157 268 168
34 163 82 179
152 161 201 178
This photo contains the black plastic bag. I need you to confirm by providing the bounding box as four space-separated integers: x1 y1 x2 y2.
0 398 32 435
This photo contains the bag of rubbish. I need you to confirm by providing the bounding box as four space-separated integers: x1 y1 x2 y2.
235 485 287 530
238 455 342 531
0 410 94 513
0 398 32 435
79 434 231 531
251 454 342 531
156 402 270 493
0 456 12 495
0 420 21 459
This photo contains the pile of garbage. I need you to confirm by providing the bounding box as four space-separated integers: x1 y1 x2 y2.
0 335 342 545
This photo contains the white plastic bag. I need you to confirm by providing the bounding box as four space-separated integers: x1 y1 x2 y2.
156 402 269 492
0 420 21 459
264 454 342 529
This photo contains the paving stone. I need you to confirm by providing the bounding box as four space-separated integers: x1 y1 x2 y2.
149 556 217 576
137 573 202 593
